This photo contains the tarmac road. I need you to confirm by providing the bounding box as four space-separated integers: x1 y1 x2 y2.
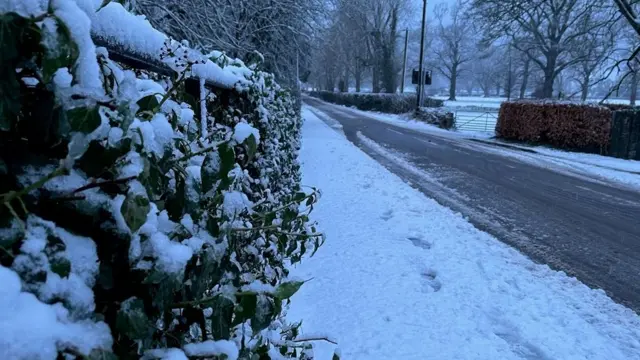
304 96 640 312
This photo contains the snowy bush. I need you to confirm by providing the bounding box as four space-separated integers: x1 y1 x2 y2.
308 90 444 113
414 107 454 129
0 1 325 359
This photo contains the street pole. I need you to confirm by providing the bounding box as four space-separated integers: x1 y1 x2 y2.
401 28 408 94
507 42 512 101
416 0 428 111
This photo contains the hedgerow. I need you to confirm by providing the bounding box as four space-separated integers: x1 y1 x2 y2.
308 90 444 113
496 101 616 153
0 1 327 359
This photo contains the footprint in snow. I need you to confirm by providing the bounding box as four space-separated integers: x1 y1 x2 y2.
380 209 394 221
421 268 442 292
407 235 432 250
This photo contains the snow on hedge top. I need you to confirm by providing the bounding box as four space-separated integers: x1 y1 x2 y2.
2 0 251 90
89 2 246 89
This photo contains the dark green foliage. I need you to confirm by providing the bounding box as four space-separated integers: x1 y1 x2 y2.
0 8 325 360
308 90 443 113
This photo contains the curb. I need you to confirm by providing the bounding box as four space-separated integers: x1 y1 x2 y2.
468 138 538 153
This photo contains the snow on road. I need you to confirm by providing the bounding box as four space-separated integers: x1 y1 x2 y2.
287 107 640 360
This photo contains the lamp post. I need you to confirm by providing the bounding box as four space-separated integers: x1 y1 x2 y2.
401 28 409 93
416 0 428 110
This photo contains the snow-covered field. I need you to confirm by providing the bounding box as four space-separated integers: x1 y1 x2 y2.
287 107 640 360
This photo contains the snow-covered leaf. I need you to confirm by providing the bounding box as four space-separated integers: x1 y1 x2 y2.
120 193 150 233
210 296 234 340
116 297 152 341
67 107 101 134
136 94 159 115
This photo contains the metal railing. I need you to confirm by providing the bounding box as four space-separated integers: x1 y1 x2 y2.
453 110 499 133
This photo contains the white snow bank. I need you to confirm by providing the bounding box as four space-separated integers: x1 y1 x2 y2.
0 266 112 359
288 107 640 360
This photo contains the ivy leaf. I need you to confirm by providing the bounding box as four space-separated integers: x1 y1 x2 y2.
293 191 306 203
234 292 257 325
50 257 71 278
142 270 167 285
42 18 79 83
211 296 234 340
67 107 101 134
274 280 304 300
88 349 118 360
245 134 257 161
251 295 274 333
120 193 150 233
165 175 185 222
217 143 235 191
201 151 220 194
116 297 152 341
136 94 159 115
218 143 235 175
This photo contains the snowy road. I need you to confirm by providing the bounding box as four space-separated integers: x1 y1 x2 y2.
303 96 640 313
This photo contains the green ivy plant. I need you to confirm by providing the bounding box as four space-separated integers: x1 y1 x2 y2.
0 3 332 359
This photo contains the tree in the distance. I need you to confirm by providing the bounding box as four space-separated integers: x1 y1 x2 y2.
472 0 618 99
432 0 475 101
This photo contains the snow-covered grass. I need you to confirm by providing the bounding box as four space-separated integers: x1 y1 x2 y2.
288 107 640 360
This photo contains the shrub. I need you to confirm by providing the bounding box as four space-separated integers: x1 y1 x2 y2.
0 2 325 359
308 90 443 113
414 108 455 129
496 101 613 153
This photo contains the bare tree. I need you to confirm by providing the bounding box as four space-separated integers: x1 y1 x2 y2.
472 0 618 98
568 16 618 101
432 0 475 101
310 0 412 93
472 45 503 97
134 0 324 85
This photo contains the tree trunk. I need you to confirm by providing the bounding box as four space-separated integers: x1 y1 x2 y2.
344 68 350 93
541 51 558 99
372 64 380 93
449 66 457 101
631 70 638 106
495 82 501 97
519 58 530 99
354 57 362 92
381 7 399 94
580 73 591 102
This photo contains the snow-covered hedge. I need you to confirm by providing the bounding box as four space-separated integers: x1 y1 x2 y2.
308 90 444 113
0 1 326 359
414 107 454 129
